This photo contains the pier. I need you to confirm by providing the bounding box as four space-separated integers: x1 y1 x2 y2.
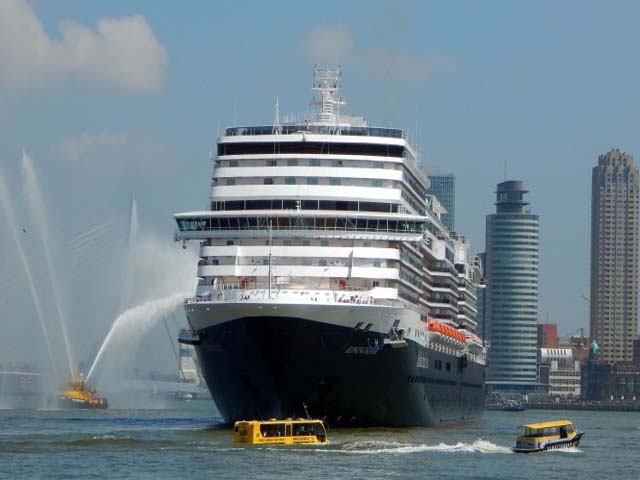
526 401 640 412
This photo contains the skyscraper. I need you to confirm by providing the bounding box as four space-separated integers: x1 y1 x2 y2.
428 173 455 232
590 149 639 363
485 181 539 391
475 252 487 342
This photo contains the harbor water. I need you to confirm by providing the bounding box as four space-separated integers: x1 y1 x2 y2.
2 403 639 479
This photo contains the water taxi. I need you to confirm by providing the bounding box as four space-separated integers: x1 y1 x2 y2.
233 418 328 445
502 399 526 412
513 419 583 453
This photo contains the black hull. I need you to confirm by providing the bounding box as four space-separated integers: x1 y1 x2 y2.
194 316 485 427
56 397 108 410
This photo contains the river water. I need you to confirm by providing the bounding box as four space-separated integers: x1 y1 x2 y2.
1 402 638 479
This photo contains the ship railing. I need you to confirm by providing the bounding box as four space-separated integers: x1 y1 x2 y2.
223 125 405 139
176 219 426 235
185 286 391 306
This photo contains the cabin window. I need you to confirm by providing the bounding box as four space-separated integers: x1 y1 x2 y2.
287 159 299 166
260 423 285 437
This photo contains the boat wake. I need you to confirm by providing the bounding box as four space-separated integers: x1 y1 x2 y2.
323 438 513 455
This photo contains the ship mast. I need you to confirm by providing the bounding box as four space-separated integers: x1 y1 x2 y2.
311 66 345 127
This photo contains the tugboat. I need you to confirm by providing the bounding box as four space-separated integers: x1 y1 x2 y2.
57 376 108 410
513 420 583 453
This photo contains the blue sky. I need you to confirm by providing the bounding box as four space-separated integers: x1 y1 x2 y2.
2 0 640 343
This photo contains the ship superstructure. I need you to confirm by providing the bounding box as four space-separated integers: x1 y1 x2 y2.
175 67 486 426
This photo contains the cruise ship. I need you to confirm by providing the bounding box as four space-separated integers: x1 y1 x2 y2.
175 67 486 426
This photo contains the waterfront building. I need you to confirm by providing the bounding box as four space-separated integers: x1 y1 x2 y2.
538 348 581 398
584 361 640 401
567 333 590 365
485 181 539 392
475 252 487 342
537 323 559 349
590 149 639 363
427 173 455 232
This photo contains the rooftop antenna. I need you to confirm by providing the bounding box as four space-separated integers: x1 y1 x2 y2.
272 96 281 135
503 158 507 181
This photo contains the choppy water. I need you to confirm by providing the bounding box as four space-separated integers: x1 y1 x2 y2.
1 402 639 479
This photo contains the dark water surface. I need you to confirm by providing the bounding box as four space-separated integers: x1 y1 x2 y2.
1 402 639 479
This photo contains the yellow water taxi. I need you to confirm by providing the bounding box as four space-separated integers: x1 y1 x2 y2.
233 418 328 445
57 376 108 410
513 419 583 453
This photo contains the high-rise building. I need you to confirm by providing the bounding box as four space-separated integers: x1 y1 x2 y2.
537 324 559 349
485 181 539 391
475 252 487 342
590 149 639 363
428 173 455 232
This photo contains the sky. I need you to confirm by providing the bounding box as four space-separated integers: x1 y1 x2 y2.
2 0 640 369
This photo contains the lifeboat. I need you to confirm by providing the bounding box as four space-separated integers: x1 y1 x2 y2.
427 319 466 346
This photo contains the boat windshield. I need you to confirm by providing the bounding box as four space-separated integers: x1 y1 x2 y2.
293 422 326 439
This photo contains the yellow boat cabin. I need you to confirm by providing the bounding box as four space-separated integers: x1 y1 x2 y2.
513 419 583 453
233 419 328 445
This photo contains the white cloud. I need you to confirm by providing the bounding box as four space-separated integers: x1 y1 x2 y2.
0 0 168 94
357 50 459 85
301 25 354 63
52 132 171 174
300 24 457 86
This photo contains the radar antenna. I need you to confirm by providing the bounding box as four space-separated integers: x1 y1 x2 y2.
311 65 345 126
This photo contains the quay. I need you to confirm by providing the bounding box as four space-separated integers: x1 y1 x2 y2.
526 401 640 412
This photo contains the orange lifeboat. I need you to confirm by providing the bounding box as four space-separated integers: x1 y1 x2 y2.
427 319 466 344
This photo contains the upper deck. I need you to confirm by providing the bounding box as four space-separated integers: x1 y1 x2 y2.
224 125 405 139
